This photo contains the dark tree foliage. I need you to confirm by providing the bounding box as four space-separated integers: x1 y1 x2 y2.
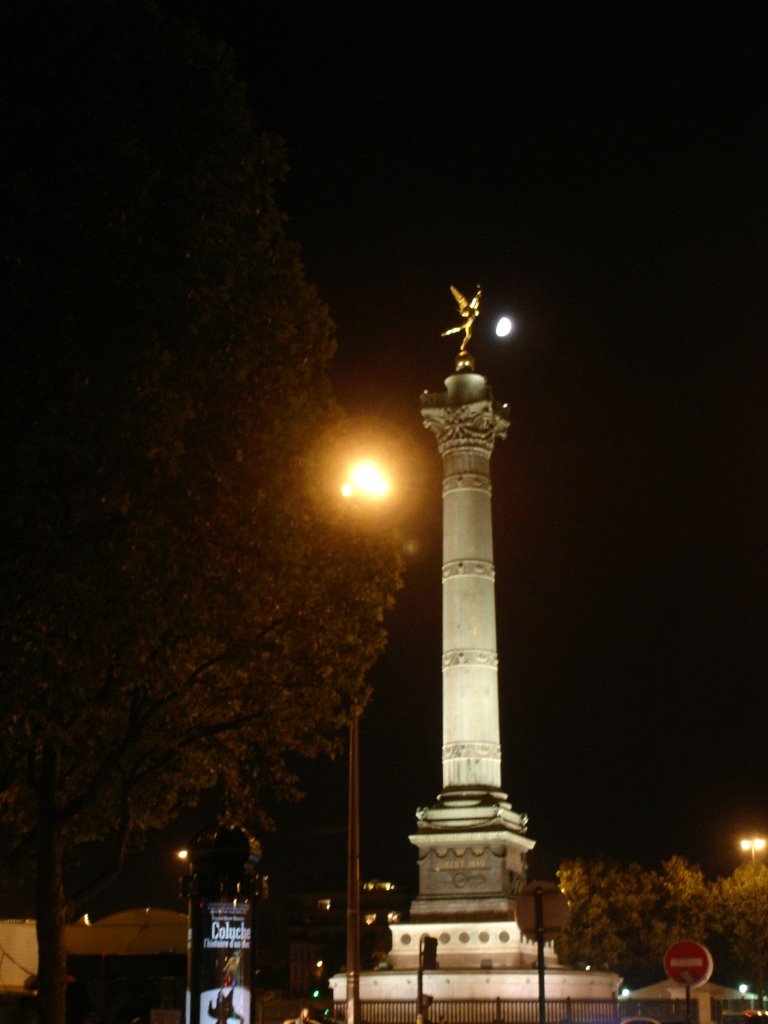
712 864 768 1003
558 854 768 991
0 4 401 1023
556 857 712 988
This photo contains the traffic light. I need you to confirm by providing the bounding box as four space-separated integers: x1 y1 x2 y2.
422 936 438 970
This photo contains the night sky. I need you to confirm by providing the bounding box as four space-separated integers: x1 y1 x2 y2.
46 3 768 916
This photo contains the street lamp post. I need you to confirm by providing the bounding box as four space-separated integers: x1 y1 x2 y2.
339 455 392 1024
346 705 361 1024
740 837 767 1008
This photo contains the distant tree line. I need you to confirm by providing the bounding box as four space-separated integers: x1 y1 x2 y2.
556 856 768 994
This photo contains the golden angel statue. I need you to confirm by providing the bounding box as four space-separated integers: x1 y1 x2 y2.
441 284 482 360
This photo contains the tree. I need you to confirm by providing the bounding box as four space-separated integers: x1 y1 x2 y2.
712 863 768 1003
0 4 402 1023
658 855 712 943
556 857 714 987
556 858 655 980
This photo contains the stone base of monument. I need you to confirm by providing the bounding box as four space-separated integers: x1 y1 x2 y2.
386 919 554 971
329 962 620 1004
408 830 532 922
329 916 620 1006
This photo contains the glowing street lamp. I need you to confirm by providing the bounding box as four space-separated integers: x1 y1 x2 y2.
341 459 391 501
741 837 766 863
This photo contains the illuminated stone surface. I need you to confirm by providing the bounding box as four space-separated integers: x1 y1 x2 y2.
414 368 531 922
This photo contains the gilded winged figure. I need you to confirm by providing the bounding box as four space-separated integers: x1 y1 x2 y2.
441 284 482 356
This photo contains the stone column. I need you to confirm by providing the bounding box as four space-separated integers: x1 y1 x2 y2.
421 369 509 796
411 365 531 922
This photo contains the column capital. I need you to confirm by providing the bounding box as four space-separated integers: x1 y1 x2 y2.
421 398 509 457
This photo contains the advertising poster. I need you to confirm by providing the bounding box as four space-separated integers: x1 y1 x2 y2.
188 899 252 1024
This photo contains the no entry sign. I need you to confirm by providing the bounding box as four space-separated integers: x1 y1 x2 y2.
663 940 713 987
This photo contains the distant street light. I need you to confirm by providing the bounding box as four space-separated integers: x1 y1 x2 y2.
740 837 767 1007
741 837 766 862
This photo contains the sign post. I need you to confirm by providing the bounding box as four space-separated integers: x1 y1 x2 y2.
663 940 714 1024
515 882 570 1024
417 935 438 1023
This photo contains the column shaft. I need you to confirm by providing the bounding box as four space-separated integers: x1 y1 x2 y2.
421 372 509 794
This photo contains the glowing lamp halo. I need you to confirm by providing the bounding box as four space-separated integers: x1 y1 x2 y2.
341 458 391 501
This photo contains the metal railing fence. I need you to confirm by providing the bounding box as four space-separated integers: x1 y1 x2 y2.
332 997 698 1024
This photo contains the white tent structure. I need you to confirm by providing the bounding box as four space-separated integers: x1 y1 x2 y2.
0 908 187 996
65 907 187 956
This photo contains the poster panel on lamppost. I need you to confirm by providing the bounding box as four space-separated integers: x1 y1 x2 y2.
184 827 260 1024
193 899 253 1024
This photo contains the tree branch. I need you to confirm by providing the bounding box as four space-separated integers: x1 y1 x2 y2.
68 780 132 917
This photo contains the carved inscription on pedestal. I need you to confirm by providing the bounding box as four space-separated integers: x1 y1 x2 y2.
421 846 511 898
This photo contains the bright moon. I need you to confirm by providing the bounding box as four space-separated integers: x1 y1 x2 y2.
495 316 514 338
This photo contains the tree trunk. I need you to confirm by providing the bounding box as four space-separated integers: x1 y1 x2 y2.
35 746 68 1024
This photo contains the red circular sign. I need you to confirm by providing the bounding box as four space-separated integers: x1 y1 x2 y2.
663 940 713 987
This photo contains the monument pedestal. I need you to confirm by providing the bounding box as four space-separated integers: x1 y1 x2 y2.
330 964 620 1005
408 791 534 922
387 919 551 971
